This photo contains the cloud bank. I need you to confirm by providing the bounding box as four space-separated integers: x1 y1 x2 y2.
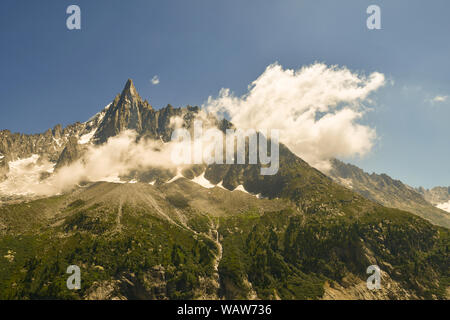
205 62 385 171
0 131 183 196
0 123 229 196
0 62 386 197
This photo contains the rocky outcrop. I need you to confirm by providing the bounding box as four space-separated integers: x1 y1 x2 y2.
0 97 111 180
93 79 199 144
322 272 419 300
0 155 9 181
93 79 153 143
55 136 83 170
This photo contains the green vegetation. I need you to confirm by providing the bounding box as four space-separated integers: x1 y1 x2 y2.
166 193 189 209
0 178 448 300
0 199 217 299
217 207 449 299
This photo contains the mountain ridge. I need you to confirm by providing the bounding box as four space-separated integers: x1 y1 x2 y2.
328 159 450 228
1 79 448 229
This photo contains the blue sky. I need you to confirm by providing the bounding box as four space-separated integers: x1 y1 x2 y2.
0 0 449 188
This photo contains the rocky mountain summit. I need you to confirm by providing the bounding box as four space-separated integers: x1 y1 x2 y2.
0 80 200 187
93 79 187 144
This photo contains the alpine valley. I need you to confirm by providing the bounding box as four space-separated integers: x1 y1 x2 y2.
0 80 448 300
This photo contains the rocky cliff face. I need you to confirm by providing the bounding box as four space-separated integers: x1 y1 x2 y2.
0 154 8 181
0 108 106 182
0 125 68 164
55 136 84 170
93 79 189 144
94 79 153 143
0 79 199 184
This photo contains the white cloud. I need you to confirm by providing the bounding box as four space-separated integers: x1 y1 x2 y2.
432 95 448 103
205 62 385 171
0 63 387 196
0 130 186 196
1 117 227 196
151 75 160 85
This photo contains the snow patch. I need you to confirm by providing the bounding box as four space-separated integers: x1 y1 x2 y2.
99 174 126 184
79 130 97 145
52 137 62 147
86 103 111 123
436 200 450 213
233 185 249 194
0 155 55 196
232 184 264 198
149 180 156 185
191 172 216 189
338 177 353 189
167 169 184 183
332 177 353 189
216 181 226 190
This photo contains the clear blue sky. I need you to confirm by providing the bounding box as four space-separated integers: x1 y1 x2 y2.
0 0 449 188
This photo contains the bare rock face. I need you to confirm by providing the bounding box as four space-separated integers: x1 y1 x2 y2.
322 272 418 300
0 79 204 188
0 121 88 182
93 79 203 145
93 79 152 143
55 136 83 170
0 155 8 181
94 79 183 144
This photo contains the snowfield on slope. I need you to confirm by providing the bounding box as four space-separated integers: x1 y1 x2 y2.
436 200 450 213
0 155 55 196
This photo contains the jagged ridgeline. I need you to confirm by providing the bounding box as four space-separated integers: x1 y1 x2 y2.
328 159 450 229
0 80 448 300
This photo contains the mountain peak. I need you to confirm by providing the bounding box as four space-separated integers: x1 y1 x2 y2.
121 78 139 98
93 78 155 143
